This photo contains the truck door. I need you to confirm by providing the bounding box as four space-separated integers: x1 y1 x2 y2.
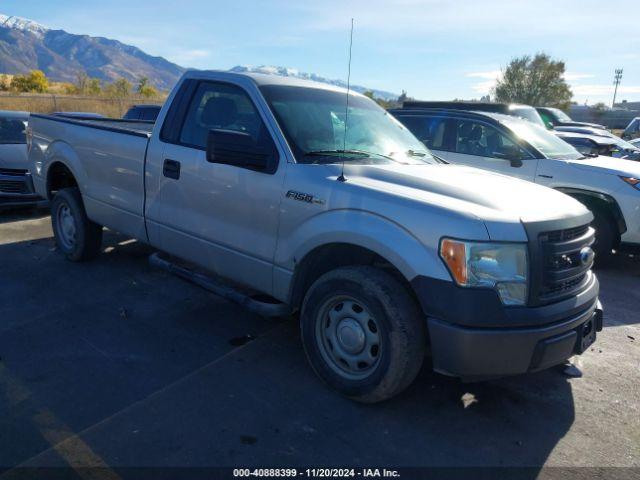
146 79 286 295
442 119 539 181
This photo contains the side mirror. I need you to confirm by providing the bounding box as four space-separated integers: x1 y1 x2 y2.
492 150 524 168
206 129 273 171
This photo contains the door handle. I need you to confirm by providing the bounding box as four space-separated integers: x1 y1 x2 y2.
163 159 181 180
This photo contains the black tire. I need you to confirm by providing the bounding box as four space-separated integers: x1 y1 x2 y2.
300 266 426 403
51 187 103 261
590 208 616 260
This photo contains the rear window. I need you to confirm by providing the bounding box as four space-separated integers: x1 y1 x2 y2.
0 118 27 144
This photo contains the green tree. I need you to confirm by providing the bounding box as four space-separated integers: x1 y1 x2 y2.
0 74 9 91
137 77 158 98
494 53 572 108
73 72 102 95
10 70 49 93
105 78 132 98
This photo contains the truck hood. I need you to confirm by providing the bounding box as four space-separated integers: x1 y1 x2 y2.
343 163 588 226
0 143 28 170
566 155 640 178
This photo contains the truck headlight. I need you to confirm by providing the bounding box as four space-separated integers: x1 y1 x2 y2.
440 239 528 306
620 176 640 191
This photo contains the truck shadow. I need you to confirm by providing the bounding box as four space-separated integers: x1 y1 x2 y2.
595 252 640 326
0 206 50 225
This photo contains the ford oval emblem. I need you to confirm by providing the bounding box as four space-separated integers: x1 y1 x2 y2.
580 247 595 266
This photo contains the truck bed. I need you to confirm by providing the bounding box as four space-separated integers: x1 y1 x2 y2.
30 114 154 137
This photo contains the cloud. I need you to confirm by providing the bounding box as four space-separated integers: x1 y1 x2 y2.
466 70 501 80
563 72 595 81
178 49 212 61
572 84 640 96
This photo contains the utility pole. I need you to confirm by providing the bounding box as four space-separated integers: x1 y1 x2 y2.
612 68 623 108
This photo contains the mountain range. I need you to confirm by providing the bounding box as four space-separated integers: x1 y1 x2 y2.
0 13 398 99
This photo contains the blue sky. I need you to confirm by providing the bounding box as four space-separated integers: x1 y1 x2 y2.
3 0 639 104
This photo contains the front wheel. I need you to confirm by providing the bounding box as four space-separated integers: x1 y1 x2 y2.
591 209 616 260
300 266 426 403
51 187 103 261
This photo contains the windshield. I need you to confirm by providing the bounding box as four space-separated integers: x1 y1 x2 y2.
0 118 27 144
260 85 436 165
502 118 584 160
549 108 572 122
509 106 547 128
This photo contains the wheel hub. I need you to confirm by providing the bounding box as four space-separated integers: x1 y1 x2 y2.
336 318 366 354
315 296 381 379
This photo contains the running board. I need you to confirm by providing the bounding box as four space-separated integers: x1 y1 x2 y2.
149 252 291 318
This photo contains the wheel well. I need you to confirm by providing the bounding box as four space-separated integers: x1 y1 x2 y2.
289 243 417 312
561 190 625 246
47 162 78 199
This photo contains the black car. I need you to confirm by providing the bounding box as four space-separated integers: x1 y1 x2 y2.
536 107 606 130
402 101 548 128
123 104 162 122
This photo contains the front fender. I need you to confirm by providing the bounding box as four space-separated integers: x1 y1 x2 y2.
273 209 453 301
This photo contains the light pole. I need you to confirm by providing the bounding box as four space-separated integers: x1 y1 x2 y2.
612 69 623 108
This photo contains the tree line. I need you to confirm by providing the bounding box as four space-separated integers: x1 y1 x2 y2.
0 70 161 99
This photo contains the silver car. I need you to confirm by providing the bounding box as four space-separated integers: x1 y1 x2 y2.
0 111 45 207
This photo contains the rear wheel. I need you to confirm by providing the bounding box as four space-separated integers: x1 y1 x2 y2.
51 187 103 261
300 266 426 403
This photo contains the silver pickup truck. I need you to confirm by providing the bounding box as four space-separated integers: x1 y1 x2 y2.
28 71 603 402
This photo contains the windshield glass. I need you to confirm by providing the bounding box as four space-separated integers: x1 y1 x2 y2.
549 108 572 122
0 118 27 144
503 118 584 160
260 85 436 165
509 106 547 128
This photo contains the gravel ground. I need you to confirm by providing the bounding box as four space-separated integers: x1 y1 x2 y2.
0 208 638 478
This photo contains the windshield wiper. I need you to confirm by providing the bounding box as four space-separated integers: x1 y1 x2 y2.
304 149 370 158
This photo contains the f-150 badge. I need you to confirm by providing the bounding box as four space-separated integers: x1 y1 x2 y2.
286 190 325 205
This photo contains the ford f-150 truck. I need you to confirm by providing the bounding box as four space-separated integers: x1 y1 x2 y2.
28 71 602 402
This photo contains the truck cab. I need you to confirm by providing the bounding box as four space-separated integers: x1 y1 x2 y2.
29 71 603 402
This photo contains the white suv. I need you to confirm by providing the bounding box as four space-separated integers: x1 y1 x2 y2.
391 108 640 257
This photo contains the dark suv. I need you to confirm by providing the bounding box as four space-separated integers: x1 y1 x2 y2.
123 104 162 122
536 107 606 130
402 101 547 128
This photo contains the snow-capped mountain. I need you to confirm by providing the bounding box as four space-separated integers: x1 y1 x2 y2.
229 65 398 101
0 12 397 99
0 12 184 89
0 14 48 38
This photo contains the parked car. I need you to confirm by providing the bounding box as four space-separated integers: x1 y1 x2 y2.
554 126 613 137
29 71 603 402
536 107 606 130
402 101 548 128
0 111 45 208
630 138 640 148
390 107 640 257
622 117 640 140
555 131 640 161
123 104 162 121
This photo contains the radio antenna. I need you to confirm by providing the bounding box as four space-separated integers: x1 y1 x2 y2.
337 18 354 183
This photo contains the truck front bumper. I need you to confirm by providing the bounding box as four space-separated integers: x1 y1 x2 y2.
412 273 602 379
428 300 602 378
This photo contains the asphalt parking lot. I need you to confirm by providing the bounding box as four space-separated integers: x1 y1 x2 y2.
0 208 638 478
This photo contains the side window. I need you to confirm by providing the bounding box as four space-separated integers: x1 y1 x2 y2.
453 120 531 160
179 82 268 150
396 116 448 150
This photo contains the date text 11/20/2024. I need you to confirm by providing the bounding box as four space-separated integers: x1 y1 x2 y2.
233 468 401 478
